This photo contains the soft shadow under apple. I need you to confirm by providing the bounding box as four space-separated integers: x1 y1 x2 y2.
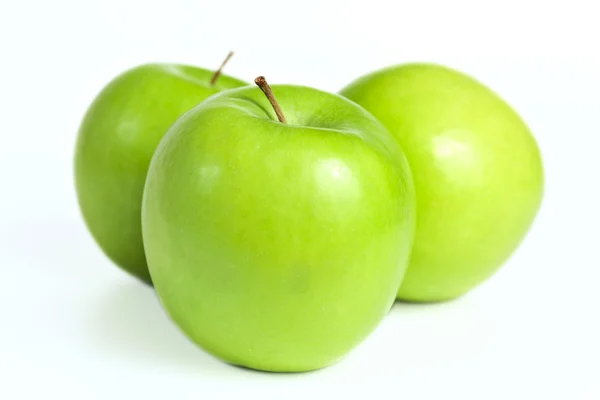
385 296 499 370
86 281 230 373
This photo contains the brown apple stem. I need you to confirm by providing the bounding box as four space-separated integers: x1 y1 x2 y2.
209 51 234 86
254 76 287 124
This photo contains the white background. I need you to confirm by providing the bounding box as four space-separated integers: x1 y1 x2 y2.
0 0 599 398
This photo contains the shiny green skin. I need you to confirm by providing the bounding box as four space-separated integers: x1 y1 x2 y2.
141 85 416 371
340 63 544 302
74 64 247 283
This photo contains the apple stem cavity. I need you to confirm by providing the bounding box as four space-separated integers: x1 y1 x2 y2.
254 76 287 124
210 51 235 86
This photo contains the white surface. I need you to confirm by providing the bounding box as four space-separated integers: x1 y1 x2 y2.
1 0 599 398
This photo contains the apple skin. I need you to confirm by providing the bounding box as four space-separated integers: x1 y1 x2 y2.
340 63 544 302
74 64 247 283
141 84 416 372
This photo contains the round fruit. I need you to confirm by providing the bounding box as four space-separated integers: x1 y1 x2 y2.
142 81 415 371
341 63 544 302
74 63 246 282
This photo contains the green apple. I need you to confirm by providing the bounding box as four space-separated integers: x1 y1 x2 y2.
141 77 416 372
340 63 544 302
74 53 247 283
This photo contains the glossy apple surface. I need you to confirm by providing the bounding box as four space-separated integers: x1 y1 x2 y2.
141 83 415 371
340 63 544 302
74 64 247 282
